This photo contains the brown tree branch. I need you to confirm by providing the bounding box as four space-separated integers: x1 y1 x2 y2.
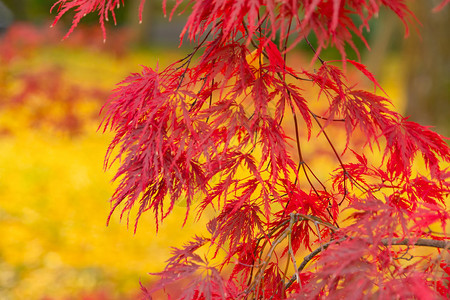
382 238 450 249
284 237 450 290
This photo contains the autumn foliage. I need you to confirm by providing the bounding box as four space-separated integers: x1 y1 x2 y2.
0 22 130 136
52 0 449 299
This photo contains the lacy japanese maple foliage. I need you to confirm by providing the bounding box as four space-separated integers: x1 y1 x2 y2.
52 0 450 299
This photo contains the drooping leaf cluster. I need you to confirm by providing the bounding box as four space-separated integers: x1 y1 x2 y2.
52 0 450 299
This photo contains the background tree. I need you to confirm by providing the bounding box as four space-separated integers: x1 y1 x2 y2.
404 0 450 136
51 0 450 299
0 0 13 35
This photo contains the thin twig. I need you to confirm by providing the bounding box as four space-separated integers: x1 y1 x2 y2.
285 238 342 289
304 35 324 65
288 213 300 285
175 29 212 91
310 111 349 206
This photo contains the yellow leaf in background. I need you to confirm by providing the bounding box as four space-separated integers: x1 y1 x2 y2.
246 49 264 73
0 45 202 299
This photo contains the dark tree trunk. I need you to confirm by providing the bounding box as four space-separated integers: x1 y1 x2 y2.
404 1 450 136
0 0 14 35
126 0 152 45
126 0 186 46
2 0 26 21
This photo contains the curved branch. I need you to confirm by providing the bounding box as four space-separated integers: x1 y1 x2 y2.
382 238 450 249
284 237 450 290
285 238 341 289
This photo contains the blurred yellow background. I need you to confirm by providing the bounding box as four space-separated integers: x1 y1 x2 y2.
0 23 211 299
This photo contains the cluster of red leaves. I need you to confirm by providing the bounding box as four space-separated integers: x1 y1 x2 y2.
52 0 450 299
52 0 130 41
